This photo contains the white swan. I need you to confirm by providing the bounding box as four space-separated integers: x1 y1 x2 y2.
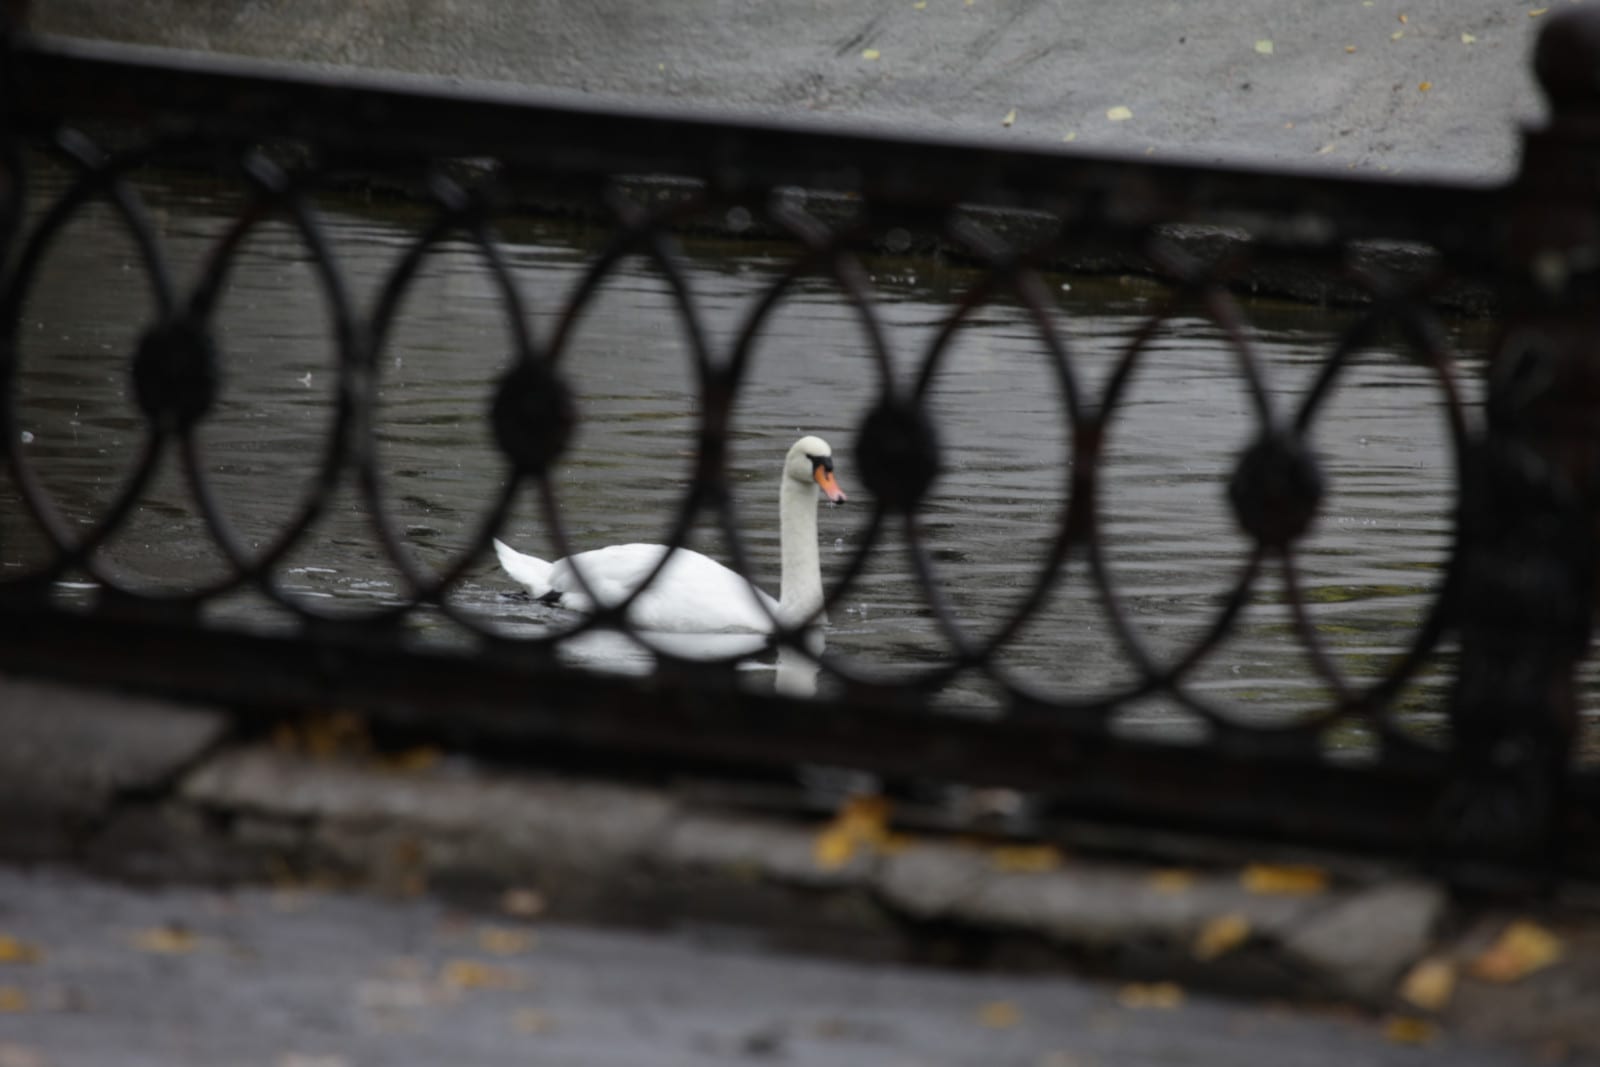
493 435 846 633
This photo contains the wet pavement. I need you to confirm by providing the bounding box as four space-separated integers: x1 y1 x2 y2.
0 867 1547 1067
40 0 1560 182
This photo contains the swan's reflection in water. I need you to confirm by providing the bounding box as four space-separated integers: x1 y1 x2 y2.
529 623 822 698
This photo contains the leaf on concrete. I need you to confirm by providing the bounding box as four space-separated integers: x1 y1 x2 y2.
1391 29 1405 40
1461 32 1477 44
1529 8 1549 17
1062 131 1077 142
275 710 370 760
1239 863 1328 896
812 795 892 871
1002 108 1018 127
990 844 1063 873
1255 40 1274 55
379 746 442 774
978 1001 1022 1028
512 1007 556 1034
862 49 881 61
0 1044 48 1067
1398 957 1457 1012
1346 45 1357 53
131 925 200 954
913 1 927 8
0 936 39 965
477 926 538 956
1036 1053 1087 1067
1192 913 1250 961
1116 982 1184 1009
1147 868 1196 894
1106 106 1133 122
1398 13 1408 23
440 959 527 991
1468 919 1563 983
500 887 548 919
1382 1015 1438 1045
1418 81 1433 92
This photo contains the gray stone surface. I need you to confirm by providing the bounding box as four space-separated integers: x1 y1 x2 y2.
0 865 1547 1067
0 674 226 825
1281 881 1449 1000
175 743 1447 1001
36 0 1559 182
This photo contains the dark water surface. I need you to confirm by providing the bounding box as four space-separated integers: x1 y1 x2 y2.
2 165 1500 744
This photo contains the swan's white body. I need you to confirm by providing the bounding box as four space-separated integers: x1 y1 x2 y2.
494 436 845 634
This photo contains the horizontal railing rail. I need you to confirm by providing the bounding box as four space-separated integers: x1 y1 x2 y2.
4 15 1600 888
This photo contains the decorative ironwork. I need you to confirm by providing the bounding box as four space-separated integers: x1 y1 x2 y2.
3 15 1600 885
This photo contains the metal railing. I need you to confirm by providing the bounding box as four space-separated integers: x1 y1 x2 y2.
3 14 1600 887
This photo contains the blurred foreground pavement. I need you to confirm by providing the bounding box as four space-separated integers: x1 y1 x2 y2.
0 866 1548 1067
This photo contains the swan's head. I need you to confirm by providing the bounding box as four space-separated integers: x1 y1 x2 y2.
786 435 847 504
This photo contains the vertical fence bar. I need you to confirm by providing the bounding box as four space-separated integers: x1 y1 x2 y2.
1442 9 1600 882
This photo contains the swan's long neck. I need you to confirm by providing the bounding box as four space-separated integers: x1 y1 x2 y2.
777 474 823 626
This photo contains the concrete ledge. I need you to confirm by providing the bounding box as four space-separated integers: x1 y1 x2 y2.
0 675 228 857
173 744 1446 1002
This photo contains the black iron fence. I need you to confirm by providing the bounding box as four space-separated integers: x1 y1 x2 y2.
4 15 1600 887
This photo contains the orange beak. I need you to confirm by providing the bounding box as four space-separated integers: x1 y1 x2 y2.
814 465 847 503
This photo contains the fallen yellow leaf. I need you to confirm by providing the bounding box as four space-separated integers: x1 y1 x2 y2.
1062 131 1077 142
990 844 1063 873
500 887 547 919
131 926 200 954
1383 1015 1438 1045
1117 982 1184 1009
1391 29 1405 40
1002 107 1018 127
1192 914 1251 961
1147 868 1196 894
380 746 442 773
1036 1054 1084 1067
1240 863 1328 896
439 959 526 991
0 989 25 1014
1255 40 1274 55
0 937 39 965
1106 106 1133 122
862 48 881 61
1529 8 1549 17
1317 143 1336 154
1418 81 1432 91
512 1007 555 1034
477 926 538 956
1461 32 1476 43
1399 957 1457 1012
913 0 927 7
0 1043 48 1067
1345 44 1357 53
978 1001 1022 1028
812 796 892 870
879 832 915 856
813 826 857 871
1398 13 1408 23
1469 919 1563 983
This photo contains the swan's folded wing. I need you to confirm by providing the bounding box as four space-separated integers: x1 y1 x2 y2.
554 544 777 632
